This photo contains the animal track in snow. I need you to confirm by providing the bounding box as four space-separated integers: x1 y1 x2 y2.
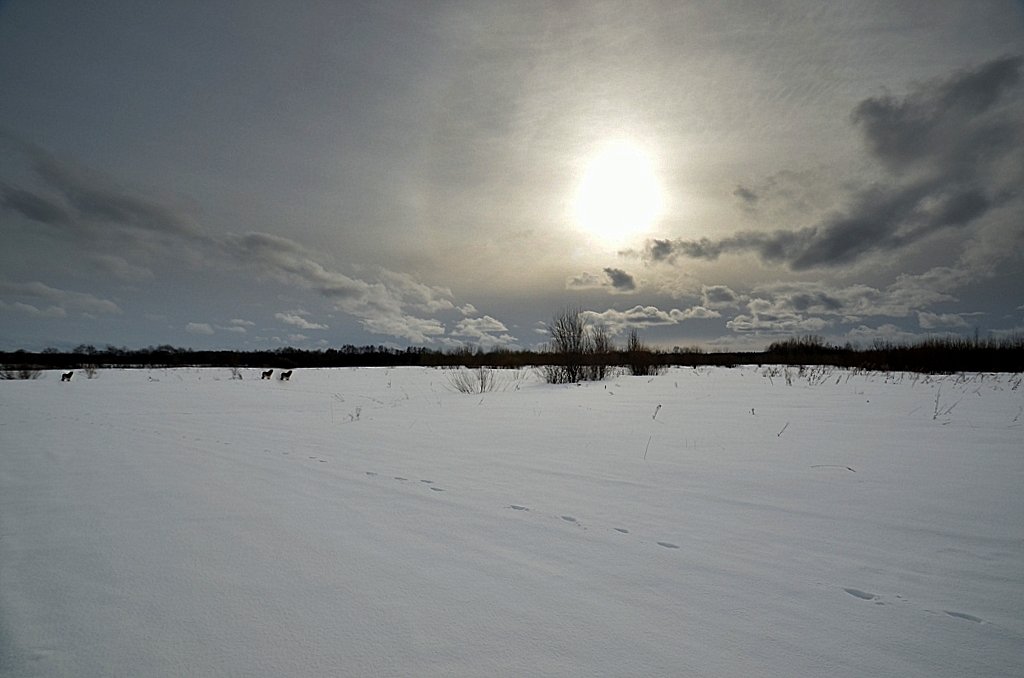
843 588 878 601
357 472 680 552
839 589 987 622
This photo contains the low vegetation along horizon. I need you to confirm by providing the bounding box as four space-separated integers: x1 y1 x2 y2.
4 324 1024 378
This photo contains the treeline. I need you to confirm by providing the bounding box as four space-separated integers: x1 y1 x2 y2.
758 334 1024 373
2 333 1023 374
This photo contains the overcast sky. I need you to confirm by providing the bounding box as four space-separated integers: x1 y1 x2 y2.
2 1 1022 352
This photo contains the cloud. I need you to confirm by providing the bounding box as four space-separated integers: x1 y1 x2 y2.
566 268 637 293
647 239 675 262
603 268 636 292
733 185 759 205
377 270 456 314
0 280 120 316
642 55 1024 270
701 271 989 338
701 285 741 309
213 319 253 334
0 184 71 224
359 313 445 344
0 139 480 346
0 301 66 318
728 170 841 221
88 254 154 282
917 311 969 329
451 315 518 349
566 272 604 289
275 312 328 330
846 323 920 345
0 138 206 244
223 231 457 343
31 153 205 240
185 322 214 335
583 304 720 335
852 55 1022 175
735 275 972 327
222 233 375 301
725 313 830 334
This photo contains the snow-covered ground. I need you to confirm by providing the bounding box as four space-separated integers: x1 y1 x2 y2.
1 366 1021 677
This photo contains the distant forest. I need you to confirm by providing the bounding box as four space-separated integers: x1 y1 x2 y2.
2 334 1023 375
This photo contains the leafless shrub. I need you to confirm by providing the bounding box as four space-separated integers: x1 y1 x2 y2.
587 324 614 381
0 366 43 380
447 366 502 394
625 329 663 377
544 307 591 384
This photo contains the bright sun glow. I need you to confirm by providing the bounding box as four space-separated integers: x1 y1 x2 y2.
573 141 664 247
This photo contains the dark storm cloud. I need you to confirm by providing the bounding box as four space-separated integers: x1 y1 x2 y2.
603 267 636 292
567 268 638 293
0 184 70 224
787 184 994 270
701 285 740 308
733 185 759 205
852 55 1022 174
0 137 206 242
31 154 204 239
645 55 1023 270
649 230 804 265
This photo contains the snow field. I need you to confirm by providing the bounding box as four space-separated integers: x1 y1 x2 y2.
1 366 1022 677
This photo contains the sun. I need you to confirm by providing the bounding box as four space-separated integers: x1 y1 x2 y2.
572 140 664 247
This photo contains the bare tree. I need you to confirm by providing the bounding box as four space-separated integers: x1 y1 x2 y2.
543 308 616 383
588 323 613 381
544 307 591 384
625 328 662 376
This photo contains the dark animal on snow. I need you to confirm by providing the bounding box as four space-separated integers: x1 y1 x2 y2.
279 370 293 381
261 369 273 380
61 371 73 382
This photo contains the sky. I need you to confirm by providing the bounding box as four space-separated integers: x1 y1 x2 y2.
1 1 1022 352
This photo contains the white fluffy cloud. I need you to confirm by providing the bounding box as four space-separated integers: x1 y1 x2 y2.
583 305 720 335
275 312 328 331
451 315 518 349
